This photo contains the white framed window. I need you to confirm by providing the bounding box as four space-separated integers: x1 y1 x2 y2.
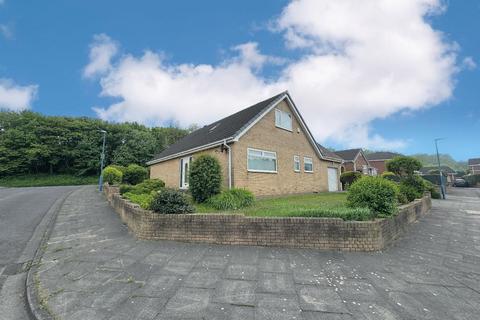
304 157 313 173
294 155 300 172
247 148 277 173
275 109 293 131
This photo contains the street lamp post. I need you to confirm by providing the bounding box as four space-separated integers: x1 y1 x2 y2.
434 138 446 200
98 130 107 191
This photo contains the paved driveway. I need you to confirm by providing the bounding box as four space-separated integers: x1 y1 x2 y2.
0 186 79 319
37 187 480 320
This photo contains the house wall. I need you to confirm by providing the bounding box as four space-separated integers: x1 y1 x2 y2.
369 160 388 175
231 100 341 196
354 154 369 173
149 146 229 189
470 165 480 174
343 162 355 172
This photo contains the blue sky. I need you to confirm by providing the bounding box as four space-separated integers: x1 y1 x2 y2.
0 0 478 161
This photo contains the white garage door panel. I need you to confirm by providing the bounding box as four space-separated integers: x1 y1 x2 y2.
328 168 339 192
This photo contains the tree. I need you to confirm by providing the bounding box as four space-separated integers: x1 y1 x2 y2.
386 156 422 178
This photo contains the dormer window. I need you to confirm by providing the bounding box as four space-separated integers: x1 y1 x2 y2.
275 109 292 131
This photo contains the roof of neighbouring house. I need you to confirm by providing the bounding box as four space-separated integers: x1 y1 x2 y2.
365 151 402 161
316 143 343 162
419 166 456 174
468 158 480 165
147 91 341 164
334 148 363 162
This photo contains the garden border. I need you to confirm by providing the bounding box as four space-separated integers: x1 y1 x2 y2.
103 185 431 251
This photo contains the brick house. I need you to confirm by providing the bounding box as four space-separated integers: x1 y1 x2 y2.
147 92 343 196
468 158 480 174
334 149 377 176
365 151 402 175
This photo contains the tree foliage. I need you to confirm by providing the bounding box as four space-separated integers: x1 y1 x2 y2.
189 154 222 203
0 111 187 177
386 156 422 178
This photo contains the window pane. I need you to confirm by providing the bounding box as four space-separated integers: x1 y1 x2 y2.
275 109 292 130
248 149 277 172
294 156 300 171
304 157 313 172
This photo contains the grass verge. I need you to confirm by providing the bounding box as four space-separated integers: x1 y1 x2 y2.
0 174 98 187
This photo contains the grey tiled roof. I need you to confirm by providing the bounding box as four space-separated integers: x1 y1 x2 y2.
334 148 362 162
468 158 480 165
149 92 286 162
316 143 343 161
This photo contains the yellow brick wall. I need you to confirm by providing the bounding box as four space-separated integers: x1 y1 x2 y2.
231 100 341 196
149 147 229 189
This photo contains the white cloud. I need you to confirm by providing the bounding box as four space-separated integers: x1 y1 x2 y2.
0 24 13 39
88 0 458 150
83 34 119 78
462 56 476 70
0 78 38 111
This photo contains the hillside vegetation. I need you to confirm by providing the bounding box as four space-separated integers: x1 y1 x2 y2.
411 153 467 171
0 111 187 177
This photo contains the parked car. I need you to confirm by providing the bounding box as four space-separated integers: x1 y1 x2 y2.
453 178 468 187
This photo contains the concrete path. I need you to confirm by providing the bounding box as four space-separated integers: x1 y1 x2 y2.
0 186 79 320
35 186 480 320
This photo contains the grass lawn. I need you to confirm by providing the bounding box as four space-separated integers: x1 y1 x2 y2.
196 192 351 217
0 174 98 187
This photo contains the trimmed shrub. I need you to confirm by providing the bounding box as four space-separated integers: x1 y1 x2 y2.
340 171 362 189
291 207 373 221
123 192 154 209
347 176 399 217
399 183 421 202
120 179 165 195
119 184 133 195
102 166 123 185
207 188 255 210
109 164 127 175
402 175 426 194
123 164 148 185
189 155 222 203
381 171 401 183
386 156 422 178
396 191 409 205
150 188 195 214
423 180 441 199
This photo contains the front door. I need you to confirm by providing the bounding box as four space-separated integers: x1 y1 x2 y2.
328 167 339 192
180 156 192 189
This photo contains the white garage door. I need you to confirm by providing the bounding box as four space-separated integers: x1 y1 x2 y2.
328 167 339 192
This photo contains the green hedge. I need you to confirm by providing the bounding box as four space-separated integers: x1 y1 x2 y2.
347 176 399 217
150 188 195 214
289 207 373 221
103 166 123 185
340 171 362 189
464 174 480 187
120 179 165 195
189 155 222 203
123 164 148 185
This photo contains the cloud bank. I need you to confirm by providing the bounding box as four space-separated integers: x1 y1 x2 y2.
88 0 458 150
0 79 38 111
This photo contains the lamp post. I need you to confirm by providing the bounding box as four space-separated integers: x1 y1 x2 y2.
434 138 446 199
98 130 107 191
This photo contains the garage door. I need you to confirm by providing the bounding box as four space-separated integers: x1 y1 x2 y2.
328 167 339 192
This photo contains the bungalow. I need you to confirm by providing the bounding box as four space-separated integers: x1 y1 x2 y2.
365 151 402 175
468 158 480 174
334 148 377 176
147 91 343 196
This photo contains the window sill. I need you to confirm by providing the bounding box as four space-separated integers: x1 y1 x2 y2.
275 125 293 132
247 169 278 174
304 171 314 174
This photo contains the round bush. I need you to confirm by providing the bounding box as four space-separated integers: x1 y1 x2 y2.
189 155 222 203
109 164 127 175
150 188 195 214
207 188 255 210
347 176 399 217
340 171 362 189
123 164 148 185
102 166 123 185
402 175 427 194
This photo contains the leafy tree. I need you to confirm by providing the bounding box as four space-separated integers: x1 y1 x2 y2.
386 156 422 178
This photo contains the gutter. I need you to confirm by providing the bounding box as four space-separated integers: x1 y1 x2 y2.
223 139 232 189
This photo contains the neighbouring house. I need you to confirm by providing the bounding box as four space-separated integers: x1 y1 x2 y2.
147 91 343 196
468 158 480 174
365 151 402 175
334 148 377 176
419 165 456 184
